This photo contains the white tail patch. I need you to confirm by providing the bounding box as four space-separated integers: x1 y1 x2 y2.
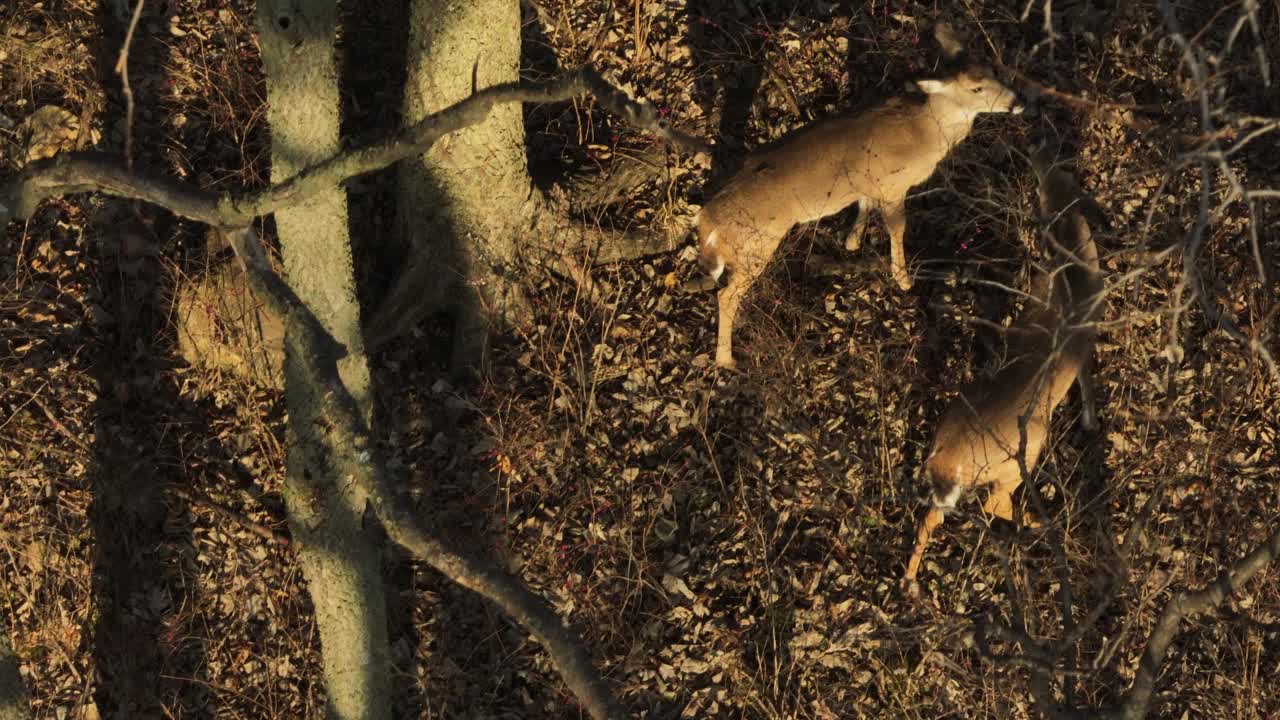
705 229 719 248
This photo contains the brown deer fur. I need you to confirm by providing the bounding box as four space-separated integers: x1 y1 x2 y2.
903 143 1106 586
696 64 1023 369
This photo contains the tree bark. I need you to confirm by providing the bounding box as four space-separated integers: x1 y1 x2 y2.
257 2 391 719
0 62 702 716
0 632 31 720
370 0 532 369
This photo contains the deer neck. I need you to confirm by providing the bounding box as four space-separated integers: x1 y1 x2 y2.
922 95 981 144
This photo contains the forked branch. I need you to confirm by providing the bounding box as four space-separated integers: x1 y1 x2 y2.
224 226 623 720
977 495 1280 720
1111 525 1280 720
0 65 672 720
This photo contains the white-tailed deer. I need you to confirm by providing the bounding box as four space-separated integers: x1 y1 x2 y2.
695 63 1024 369
903 142 1105 588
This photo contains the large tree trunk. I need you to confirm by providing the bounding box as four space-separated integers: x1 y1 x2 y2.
364 0 689 367
257 2 391 719
368 0 532 369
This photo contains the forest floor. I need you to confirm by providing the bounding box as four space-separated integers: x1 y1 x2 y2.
1 0 1278 718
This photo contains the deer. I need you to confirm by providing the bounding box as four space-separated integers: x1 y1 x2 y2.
694 63 1024 369
902 141 1107 591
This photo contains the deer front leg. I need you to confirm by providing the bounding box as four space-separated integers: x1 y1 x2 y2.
904 506 946 586
881 198 912 290
844 197 872 251
715 274 751 370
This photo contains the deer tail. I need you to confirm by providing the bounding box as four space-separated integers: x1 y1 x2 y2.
697 228 725 283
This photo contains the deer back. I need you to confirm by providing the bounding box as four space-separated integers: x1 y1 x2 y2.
925 154 1103 495
697 66 1021 268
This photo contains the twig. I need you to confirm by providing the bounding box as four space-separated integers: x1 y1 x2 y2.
168 485 289 546
113 0 146 173
996 64 1219 149
1222 0 1271 86
27 392 90 454
223 226 623 720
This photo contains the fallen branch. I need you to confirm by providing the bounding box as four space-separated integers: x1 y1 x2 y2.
224 226 623 720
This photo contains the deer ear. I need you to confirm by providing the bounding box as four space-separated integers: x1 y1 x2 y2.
916 79 946 94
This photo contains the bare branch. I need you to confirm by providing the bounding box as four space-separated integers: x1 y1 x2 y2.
0 65 699 719
113 0 146 172
1157 0 1280 390
975 614 1077 678
1109 525 1280 720
0 67 709 227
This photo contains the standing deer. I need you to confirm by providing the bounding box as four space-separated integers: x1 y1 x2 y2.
903 142 1106 589
695 63 1024 369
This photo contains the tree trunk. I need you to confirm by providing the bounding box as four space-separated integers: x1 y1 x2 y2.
367 0 531 369
0 632 31 720
365 0 686 368
257 2 391 719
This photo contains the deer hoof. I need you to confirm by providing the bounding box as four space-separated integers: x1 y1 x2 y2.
901 577 922 598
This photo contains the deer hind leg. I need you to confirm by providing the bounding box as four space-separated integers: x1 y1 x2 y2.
982 479 1042 528
1077 354 1099 432
844 197 873 251
904 506 946 582
881 198 913 290
714 266 759 370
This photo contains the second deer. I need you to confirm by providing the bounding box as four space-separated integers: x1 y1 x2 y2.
903 142 1106 589
695 63 1024 369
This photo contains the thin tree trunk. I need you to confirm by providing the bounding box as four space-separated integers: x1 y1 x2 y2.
257 2 391 719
